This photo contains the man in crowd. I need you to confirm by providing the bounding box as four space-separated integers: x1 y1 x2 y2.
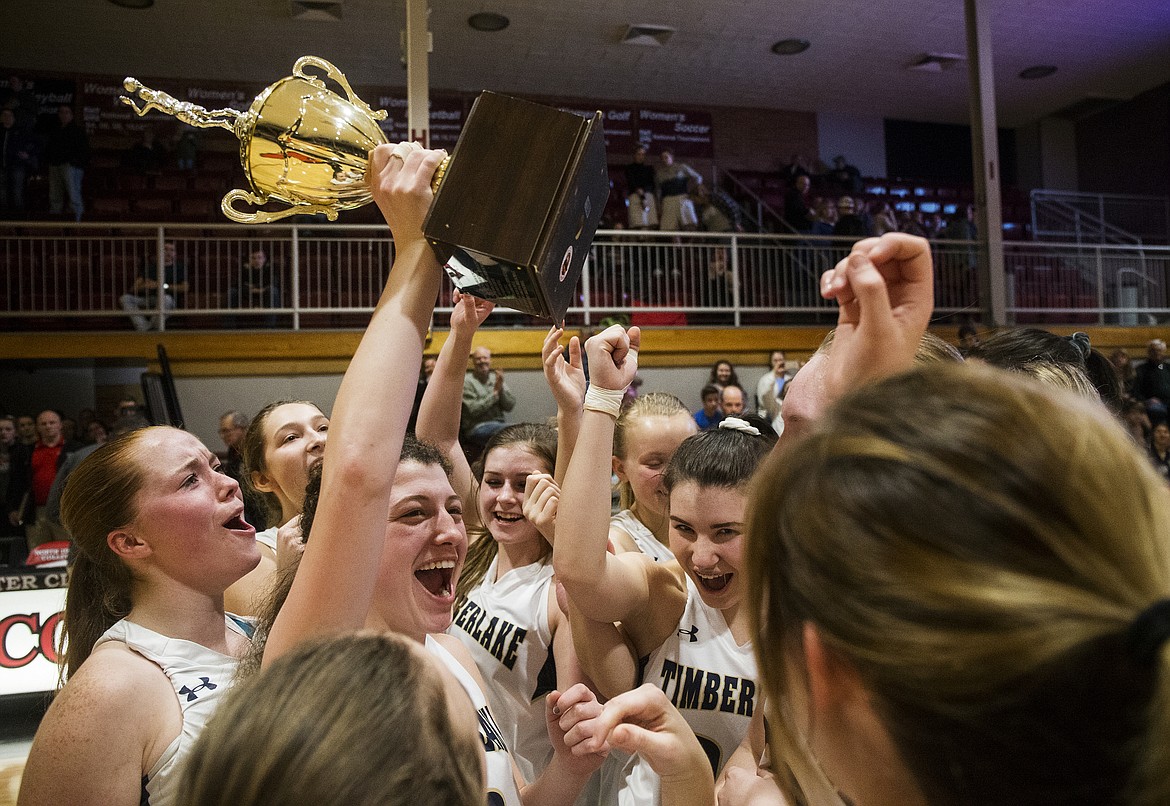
1136 338 1170 424
720 384 746 417
755 350 793 427
461 346 515 451
219 409 266 530
121 241 188 331
6 409 81 549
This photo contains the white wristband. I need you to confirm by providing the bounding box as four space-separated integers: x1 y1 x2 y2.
583 385 627 418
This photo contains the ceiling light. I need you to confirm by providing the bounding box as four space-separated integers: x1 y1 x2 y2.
621 24 676 46
906 52 965 72
468 12 509 32
771 39 810 56
1019 65 1057 80
107 0 154 8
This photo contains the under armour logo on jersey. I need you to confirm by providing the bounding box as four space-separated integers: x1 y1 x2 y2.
678 625 699 643
178 677 217 701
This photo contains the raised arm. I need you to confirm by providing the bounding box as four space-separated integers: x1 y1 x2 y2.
540 325 586 482
416 291 495 511
553 326 685 635
263 143 445 665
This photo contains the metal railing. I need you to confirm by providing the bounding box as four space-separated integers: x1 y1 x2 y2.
1031 189 1170 244
3 222 1170 330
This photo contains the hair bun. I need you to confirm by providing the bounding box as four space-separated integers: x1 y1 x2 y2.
719 417 760 436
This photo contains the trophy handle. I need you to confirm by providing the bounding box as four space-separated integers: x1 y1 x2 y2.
293 56 388 123
221 189 340 225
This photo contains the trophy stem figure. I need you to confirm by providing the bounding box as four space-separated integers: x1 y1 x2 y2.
121 78 243 136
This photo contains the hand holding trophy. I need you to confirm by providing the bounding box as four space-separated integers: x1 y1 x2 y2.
121 56 608 321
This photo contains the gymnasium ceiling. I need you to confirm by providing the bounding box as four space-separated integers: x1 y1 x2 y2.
7 0 1170 127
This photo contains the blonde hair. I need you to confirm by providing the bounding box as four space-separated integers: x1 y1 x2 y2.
613 391 691 510
179 632 483 806
747 363 1170 805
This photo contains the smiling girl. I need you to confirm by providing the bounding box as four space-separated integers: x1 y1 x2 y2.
554 324 773 805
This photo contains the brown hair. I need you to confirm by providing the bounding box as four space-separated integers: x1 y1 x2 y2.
240 399 322 524
747 363 1170 805
457 423 557 602
180 632 483 806
58 428 159 678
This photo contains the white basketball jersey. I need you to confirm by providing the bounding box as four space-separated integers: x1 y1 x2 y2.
449 556 556 783
426 634 523 806
611 509 675 563
598 576 757 805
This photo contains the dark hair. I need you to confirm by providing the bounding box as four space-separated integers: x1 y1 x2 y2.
969 328 1123 412
663 425 772 494
457 423 557 601
240 399 322 524
700 384 720 400
239 433 451 680
707 360 740 388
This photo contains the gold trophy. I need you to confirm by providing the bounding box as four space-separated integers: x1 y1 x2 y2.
121 56 447 224
121 57 609 321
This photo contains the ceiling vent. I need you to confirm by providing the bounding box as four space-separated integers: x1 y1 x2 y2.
290 0 342 22
621 24 676 47
906 52 965 72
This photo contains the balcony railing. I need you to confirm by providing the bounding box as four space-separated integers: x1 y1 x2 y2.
3 222 1169 331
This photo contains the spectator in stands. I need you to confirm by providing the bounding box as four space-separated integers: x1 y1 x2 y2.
1137 338 1170 423
809 197 836 237
1122 399 1153 447
6 409 81 549
707 359 740 391
694 184 744 233
656 148 702 231
898 209 930 237
783 174 814 233
827 153 863 194
1111 348 1137 398
872 200 898 235
943 206 977 240
1150 421 1170 480
925 211 945 239
174 130 199 171
0 416 21 544
755 349 792 428
60 416 79 444
85 419 108 446
0 76 37 131
120 241 188 331
219 409 267 531
832 196 870 239
43 105 89 222
229 247 281 327
705 246 733 308
693 384 723 430
114 396 140 421
15 414 36 446
461 345 515 452
780 152 811 183
122 127 166 174
624 144 658 230
0 107 35 217
720 384 746 416
957 323 981 355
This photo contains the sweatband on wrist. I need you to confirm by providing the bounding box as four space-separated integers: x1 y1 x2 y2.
583 385 627 418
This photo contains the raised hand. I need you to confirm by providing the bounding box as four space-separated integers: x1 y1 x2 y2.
819 232 934 399
368 142 447 248
548 683 608 776
583 324 641 392
543 325 587 412
523 473 560 542
449 290 494 337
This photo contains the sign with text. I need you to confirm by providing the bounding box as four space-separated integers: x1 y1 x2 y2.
559 105 637 155
372 93 466 149
0 570 69 697
636 108 713 159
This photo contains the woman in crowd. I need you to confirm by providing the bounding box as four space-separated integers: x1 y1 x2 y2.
179 631 485 806
707 359 739 391
414 293 588 783
747 362 1170 806
18 425 261 805
555 322 773 804
223 398 328 614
